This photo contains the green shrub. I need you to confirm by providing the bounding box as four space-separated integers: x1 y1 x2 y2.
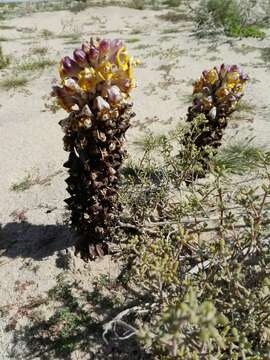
195 0 265 38
115 122 270 359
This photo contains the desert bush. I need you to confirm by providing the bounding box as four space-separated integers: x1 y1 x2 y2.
112 124 270 359
194 0 265 38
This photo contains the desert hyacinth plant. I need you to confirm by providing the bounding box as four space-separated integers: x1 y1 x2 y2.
52 38 137 260
184 64 248 178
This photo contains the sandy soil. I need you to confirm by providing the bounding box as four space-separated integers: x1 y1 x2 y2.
0 2 269 359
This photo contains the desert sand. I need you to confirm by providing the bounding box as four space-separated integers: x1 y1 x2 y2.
0 2 269 358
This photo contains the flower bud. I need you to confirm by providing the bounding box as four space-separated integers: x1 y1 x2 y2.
81 104 93 118
99 39 110 54
64 78 81 93
240 73 248 81
88 46 99 63
116 78 131 92
111 39 123 53
95 96 110 111
208 106 217 120
109 39 123 61
220 63 228 79
107 85 122 103
73 48 88 67
52 85 78 112
82 42 91 54
61 56 82 77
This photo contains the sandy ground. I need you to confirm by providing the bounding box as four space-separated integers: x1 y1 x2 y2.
0 3 270 359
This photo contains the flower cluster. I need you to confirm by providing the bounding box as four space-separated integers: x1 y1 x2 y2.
52 38 136 113
188 64 248 121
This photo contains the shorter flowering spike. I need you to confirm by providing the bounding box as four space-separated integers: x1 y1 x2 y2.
188 64 248 122
184 64 249 182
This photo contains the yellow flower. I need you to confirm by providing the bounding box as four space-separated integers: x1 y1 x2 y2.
116 47 130 72
205 69 219 85
226 71 240 88
78 67 97 92
215 86 230 99
96 61 113 82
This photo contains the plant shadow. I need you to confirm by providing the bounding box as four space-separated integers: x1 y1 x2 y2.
0 221 74 263
8 278 150 360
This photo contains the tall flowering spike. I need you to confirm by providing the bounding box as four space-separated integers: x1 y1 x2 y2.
184 64 248 181
53 38 137 260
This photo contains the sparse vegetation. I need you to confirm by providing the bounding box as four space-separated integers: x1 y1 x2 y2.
0 24 15 30
10 175 33 192
0 45 10 69
158 10 192 23
0 75 29 90
261 47 270 63
10 170 62 192
126 37 140 43
214 139 265 174
129 0 146 10
134 43 152 50
43 97 62 113
0 36 9 42
40 29 54 39
162 0 182 7
161 26 181 33
16 58 56 72
30 46 48 56
57 32 81 44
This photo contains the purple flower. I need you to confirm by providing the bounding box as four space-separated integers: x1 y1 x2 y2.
202 70 208 78
240 73 249 81
88 46 99 63
230 65 239 72
99 39 110 54
109 39 123 61
61 56 82 77
73 49 88 67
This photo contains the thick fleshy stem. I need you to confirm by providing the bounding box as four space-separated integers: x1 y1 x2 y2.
62 102 135 260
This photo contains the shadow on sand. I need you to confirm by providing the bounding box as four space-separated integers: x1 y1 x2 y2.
0 221 74 264
0 222 151 359
9 283 150 360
